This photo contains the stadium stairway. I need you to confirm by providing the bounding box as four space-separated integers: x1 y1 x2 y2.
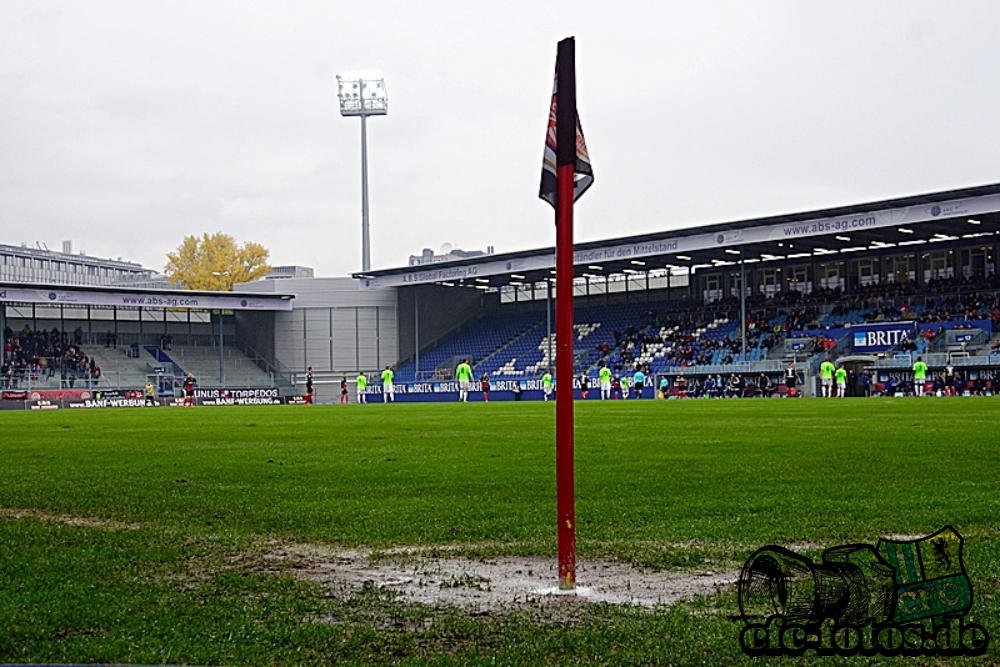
162 345 277 388
83 345 158 389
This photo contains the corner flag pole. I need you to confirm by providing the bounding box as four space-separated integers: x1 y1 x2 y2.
554 37 577 590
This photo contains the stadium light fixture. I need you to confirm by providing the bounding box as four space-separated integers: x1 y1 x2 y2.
475 278 490 283
511 273 526 279
587 265 602 271
898 227 914 234
630 260 645 266
676 255 691 261
337 72 388 273
724 249 741 255
968 219 981 225
835 235 851 242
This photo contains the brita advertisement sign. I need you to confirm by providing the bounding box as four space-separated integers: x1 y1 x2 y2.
851 322 917 353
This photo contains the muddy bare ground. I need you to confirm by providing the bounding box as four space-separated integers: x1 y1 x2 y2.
265 543 737 611
0 507 141 531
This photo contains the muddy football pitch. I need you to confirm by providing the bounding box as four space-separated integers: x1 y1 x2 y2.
2 399 998 665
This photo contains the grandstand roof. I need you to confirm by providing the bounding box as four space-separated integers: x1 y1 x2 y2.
355 182 1000 289
0 281 294 311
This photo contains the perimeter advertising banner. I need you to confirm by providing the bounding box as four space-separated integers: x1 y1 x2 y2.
0 287 291 311
194 387 282 405
850 322 917 353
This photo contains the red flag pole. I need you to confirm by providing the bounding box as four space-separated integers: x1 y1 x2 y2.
554 37 576 591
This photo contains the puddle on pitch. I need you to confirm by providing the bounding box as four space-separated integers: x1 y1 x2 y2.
265 543 736 611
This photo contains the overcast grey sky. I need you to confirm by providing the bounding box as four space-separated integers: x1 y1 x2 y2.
2 1 999 277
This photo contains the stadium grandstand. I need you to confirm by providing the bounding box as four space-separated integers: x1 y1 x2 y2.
5 182 1000 404
1 282 294 397
353 182 1000 399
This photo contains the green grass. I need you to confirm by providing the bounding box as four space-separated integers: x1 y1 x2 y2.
2 399 999 665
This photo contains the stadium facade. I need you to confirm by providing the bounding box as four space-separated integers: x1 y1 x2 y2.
4 182 999 402
345 182 1000 398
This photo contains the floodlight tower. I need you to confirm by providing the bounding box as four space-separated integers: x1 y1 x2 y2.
337 73 388 273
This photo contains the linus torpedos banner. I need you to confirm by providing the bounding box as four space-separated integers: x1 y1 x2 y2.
850 321 918 353
193 387 282 405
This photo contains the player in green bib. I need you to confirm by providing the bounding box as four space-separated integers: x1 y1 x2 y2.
541 371 553 401
820 359 835 398
599 364 612 400
455 359 473 402
912 356 928 397
834 364 848 398
356 372 368 404
381 366 395 403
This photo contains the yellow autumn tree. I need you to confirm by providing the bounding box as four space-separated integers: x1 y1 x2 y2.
165 233 271 290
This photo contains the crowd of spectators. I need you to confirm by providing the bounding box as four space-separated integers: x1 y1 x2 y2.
2 326 101 389
706 272 999 319
587 272 1000 374
668 372 781 398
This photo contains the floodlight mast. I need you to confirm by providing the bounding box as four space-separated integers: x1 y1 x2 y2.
337 74 388 273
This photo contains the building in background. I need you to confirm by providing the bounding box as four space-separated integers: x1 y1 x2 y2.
264 265 315 280
408 244 494 266
0 240 154 286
